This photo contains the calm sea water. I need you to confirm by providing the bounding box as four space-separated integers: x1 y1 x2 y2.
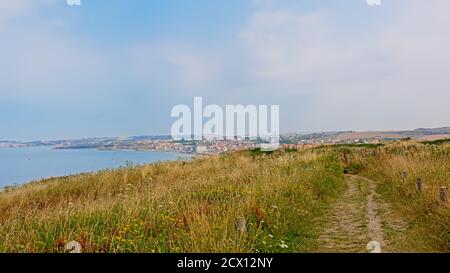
0 146 188 187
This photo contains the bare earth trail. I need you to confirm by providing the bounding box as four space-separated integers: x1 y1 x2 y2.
315 175 407 253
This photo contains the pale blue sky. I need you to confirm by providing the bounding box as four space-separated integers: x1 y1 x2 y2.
1 0 449 140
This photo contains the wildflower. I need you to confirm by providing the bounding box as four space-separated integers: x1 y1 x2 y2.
279 243 288 249
251 207 266 223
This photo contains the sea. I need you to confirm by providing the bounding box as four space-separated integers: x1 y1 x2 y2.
0 146 189 188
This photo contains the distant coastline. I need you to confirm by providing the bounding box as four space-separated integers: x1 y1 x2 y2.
0 147 190 188
1 126 449 155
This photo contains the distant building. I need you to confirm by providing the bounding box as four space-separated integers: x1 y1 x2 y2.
195 145 209 154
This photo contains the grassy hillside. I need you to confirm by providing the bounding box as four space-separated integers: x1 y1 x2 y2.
0 142 448 253
0 149 345 253
330 141 450 252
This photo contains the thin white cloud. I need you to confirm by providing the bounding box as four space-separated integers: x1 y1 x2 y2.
128 43 221 93
1 0 449 133
0 0 57 24
0 0 32 21
0 0 112 102
234 0 450 131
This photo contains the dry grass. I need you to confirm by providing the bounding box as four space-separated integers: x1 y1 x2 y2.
1 141 448 253
0 149 345 253
329 141 450 252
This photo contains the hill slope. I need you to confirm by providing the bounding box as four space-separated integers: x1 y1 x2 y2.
0 142 448 253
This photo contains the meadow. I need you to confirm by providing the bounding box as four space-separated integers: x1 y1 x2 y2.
340 141 450 252
0 148 345 252
0 141 448 253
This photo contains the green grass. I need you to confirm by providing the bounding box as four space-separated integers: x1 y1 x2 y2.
422 138 450 145
0 149 345 253
329 141 450 252
316 143 384 149
1 142 448 253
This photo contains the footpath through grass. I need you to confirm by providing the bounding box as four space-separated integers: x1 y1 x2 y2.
329 141 450 252
1 141 448 253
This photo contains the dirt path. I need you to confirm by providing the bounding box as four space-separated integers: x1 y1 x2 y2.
361 176 385 248
316 175 390 253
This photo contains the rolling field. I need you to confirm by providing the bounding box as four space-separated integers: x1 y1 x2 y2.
0 141 448 253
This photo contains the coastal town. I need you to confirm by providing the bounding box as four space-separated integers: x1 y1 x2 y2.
1 127 449 155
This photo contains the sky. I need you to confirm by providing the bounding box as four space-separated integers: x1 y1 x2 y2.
1 0 449 141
